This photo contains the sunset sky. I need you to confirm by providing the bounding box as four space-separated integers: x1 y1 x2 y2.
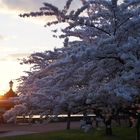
0 0 71 94
0 0 123 95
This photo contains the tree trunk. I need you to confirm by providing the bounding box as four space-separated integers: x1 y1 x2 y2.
105 115 112 136
136 127 140 140
67 111 71 130
136 113 140 140
105 124 112 136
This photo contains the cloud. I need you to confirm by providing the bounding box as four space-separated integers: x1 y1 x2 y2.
0 34 16 41
0 0 81 14
0 0 42 12
8 53 30 61
0 1 63 24
0 57 7 61
0 0 124 15
0 0 82 26
0 34 5 40
0 52 30 62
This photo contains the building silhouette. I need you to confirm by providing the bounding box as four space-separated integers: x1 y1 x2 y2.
0 81 17 123
4 80 17 98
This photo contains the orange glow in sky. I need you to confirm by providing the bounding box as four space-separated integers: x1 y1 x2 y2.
0 61 30 95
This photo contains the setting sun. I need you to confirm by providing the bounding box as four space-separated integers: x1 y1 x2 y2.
0 61 30 95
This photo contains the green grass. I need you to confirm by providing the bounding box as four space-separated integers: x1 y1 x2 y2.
0 127 136 140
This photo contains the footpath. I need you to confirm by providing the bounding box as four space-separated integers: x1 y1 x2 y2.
0 121 79 137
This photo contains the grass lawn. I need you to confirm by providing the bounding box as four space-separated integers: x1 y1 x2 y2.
0 127 136 140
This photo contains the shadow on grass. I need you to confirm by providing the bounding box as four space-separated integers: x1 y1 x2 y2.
0 127 135 140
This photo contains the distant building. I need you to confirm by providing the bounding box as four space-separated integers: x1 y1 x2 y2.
0 81 17 123
4 80 17 98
